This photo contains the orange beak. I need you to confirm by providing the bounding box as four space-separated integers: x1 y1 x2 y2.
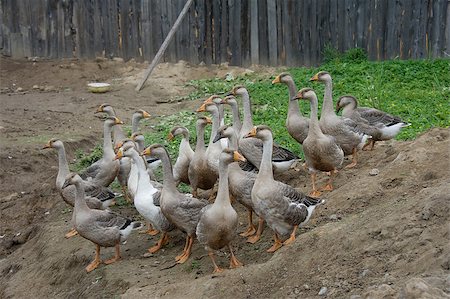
141 147 151 156
114 117 124 125
196 103 206 112
310 73 319 81
243 127 257 138
114 148 123 160
271 75 281 84
205 117 212 124
233 151 246 162
114 141 124 152
167 132 174 141
95 105 104 114
142 110 151 118
42 142 52 149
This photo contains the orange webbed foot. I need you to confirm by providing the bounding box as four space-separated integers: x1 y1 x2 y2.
213 266 224 274
239 226 257 237
229 256 243 269
345 162 357 169
246 234 261 244
85 259 102 272
283 235 296 245
267 241 283 253
104 256 120 265
309 190 322 198
176 252 190 264
65 228 78 239
321 183 334 191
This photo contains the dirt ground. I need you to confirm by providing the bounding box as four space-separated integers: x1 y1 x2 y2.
0 56 449 299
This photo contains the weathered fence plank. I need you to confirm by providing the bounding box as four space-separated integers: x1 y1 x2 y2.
1 0 448 66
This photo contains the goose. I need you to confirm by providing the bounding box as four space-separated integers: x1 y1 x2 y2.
294 88 344 197
219 95 242 135
336 95 411 150
130 132 160 181
310 71 369 168
196 148 245 273
143 144 208 264
231 85 300 173
61 173 142 272
79 116 121 187
272 72 309 144
243 125 323 252
95 103 126 147
212 125 264 243
188 116 217 198
43 138 116 238
115 145 174 253
197 96 224 175
168 126 194 186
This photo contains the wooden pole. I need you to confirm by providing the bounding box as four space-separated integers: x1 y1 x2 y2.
136 0 194 92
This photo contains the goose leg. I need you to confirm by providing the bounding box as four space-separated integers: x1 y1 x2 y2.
208 251 223 273
148 232 169 253
121 186 132 203
240 209 257 237
321 169 337 191
345 148 358 168
309 173 321 198
176 235 194 264
283 225 298 245
104 243 121 265
175 236 190 262
228 245 243 269
86 244 102 273
362 139 375 151
247 217 264 244
65 228 78 239
140 222 159 236
267 233 283 253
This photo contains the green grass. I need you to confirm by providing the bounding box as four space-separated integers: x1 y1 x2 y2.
72 49 450 177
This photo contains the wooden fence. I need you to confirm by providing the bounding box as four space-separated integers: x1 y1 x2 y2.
1 0 449 66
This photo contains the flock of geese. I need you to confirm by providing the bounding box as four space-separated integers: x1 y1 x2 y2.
43 71 410 274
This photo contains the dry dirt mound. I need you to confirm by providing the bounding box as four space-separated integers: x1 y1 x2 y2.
1 128 448 299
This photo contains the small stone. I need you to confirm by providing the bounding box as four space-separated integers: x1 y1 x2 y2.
328 214 338 221
369 168 379 176
16 87 24 92
44 211 50 215
350 295 362 299
32 85 39 89
112 57 124 63
318 287 328 296
303 284 310 290
293 287 300 295
359 269 370 278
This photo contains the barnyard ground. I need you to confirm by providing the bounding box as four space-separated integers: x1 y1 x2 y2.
0 56 449 298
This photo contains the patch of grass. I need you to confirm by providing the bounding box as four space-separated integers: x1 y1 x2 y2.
72 52 450 180
71 145 103 172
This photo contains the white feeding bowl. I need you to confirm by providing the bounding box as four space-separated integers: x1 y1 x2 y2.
88 82 111 93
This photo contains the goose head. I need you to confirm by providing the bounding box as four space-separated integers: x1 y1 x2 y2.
220 95 238 107
42 138 63 150
196 101 218 114
310 71 331 83
220 148 246 165
95 103 115 116
168 126 189 141
336 95 358 113
272 72 293 84
131 132 145 143
62 173 83 189
141 143 168 160
203 95 222 105
213 124 234 143
230 85 247 96
133 109 151 121
114 141 137 160
114 138 134 154
105 116 124 128
243 125 273 142
293 87 317 102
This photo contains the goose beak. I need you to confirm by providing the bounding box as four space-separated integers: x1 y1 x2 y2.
233 151 246 162
225 92 233 97
61 179 71 189
42 142 52 149
309 73 319 81
243 127 257 138
114 117 124 125
292 92 302 101
336 103 342 113
196 103 206 112
272 75 281 84
114 141 124 152
167 132 174 141
141 147 151 156
114 148 123 160
205 117 212 124
95 106 104 114
212 133 222 143
142 110 151 118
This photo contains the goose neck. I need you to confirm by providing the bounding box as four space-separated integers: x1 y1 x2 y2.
321 79 335 117
103 123 115 159
241 91 254 135
74 181 90 212
286 79 301 116
215 159 231 207
259 137 274 179
159 150 177 191
56 145 70 189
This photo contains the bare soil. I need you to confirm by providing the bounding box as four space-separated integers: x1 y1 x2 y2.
0 56 449 299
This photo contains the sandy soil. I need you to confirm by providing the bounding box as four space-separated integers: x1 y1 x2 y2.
0 56 449 299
